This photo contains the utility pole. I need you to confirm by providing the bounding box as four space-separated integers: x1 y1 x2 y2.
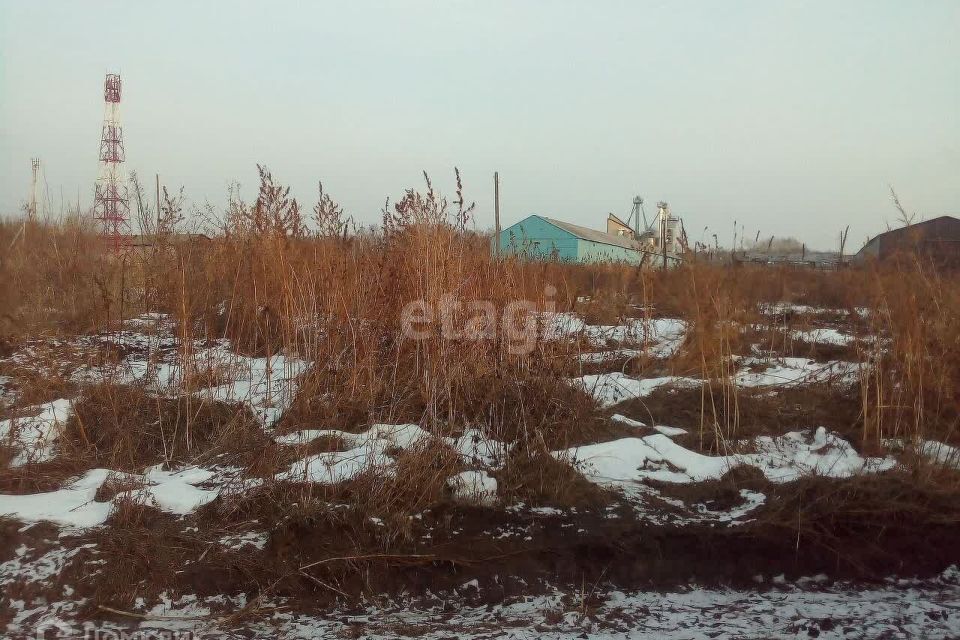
839 225 849 268
657 202 668 270
156 173 161 234
29 158 40 220
662 218 667 269
493 171 501 258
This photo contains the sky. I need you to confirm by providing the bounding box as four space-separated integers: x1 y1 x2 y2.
1 1 957 249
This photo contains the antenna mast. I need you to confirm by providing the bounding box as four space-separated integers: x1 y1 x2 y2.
93 73 130 251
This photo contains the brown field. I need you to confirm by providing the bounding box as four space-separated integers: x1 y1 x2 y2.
1 172 958 636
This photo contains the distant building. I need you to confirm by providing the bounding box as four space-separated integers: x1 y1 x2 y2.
126 232 212 249
736 249 844 269
854 216 960 267
494 214 680 266
606 213 636 239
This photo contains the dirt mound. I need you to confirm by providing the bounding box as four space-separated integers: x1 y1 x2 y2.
617 383 866 453
745 472 960 575
9 469 959 626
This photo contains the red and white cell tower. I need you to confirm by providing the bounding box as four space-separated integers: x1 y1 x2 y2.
93 73 130 251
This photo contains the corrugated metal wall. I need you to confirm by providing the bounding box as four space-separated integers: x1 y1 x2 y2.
496 215 579 261
496 215 644 264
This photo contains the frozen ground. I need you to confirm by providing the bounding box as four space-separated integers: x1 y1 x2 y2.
217 573 960 639
1 306 958 639
0 308 953 532
10 569 960 639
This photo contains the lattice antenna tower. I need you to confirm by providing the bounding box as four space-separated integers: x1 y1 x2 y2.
93 73 130 251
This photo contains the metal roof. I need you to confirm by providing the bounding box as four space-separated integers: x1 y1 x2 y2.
856 215 960 256
862 215 959 243
540 216 642 251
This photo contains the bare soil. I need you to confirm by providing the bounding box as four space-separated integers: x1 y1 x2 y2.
614 383 868 454
3 469 954 627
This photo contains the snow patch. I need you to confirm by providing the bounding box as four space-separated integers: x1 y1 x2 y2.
557 427 895 487
576 348 641 364
571 373 699 408
445 428 512 468
885 438 960 470
611 414 688 437
276 424 514 484
918 441 960 469
791 328 856 346
0 465 224 529
191 350 310 428
0 399 72 466
735 357 861 387
545 313 686 358
446 470 498 505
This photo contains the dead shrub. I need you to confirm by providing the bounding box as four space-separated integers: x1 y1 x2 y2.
206 439 463 535
0 217 122 341
577 289 635 326
107 492 163 529
61 383 269 471
459 372 606 449
0 368 77 409
497 450 613 509
0 458 90 494
273 366 402 435
94 471 146 502
85 502 205 609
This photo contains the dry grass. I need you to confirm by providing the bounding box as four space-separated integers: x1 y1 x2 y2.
0 217 123 339
4 176 960 629
497 449 614 509
61 383 269 472
621 383 867 455
858 261 960 447
2 169 959 523
747 471 960 573
0 457 90 494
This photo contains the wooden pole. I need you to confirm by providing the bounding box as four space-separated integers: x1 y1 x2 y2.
494 171 501 257
156 173 161 234
661 211 667 270
839 225 849 268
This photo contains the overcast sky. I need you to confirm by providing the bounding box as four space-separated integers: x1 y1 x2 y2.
1 1 957 249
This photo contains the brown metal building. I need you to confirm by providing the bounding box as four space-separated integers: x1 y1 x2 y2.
854 216 960 267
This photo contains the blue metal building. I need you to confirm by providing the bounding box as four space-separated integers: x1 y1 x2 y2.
495 214 648 264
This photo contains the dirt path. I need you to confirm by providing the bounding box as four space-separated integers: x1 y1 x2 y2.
14 569 956 639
